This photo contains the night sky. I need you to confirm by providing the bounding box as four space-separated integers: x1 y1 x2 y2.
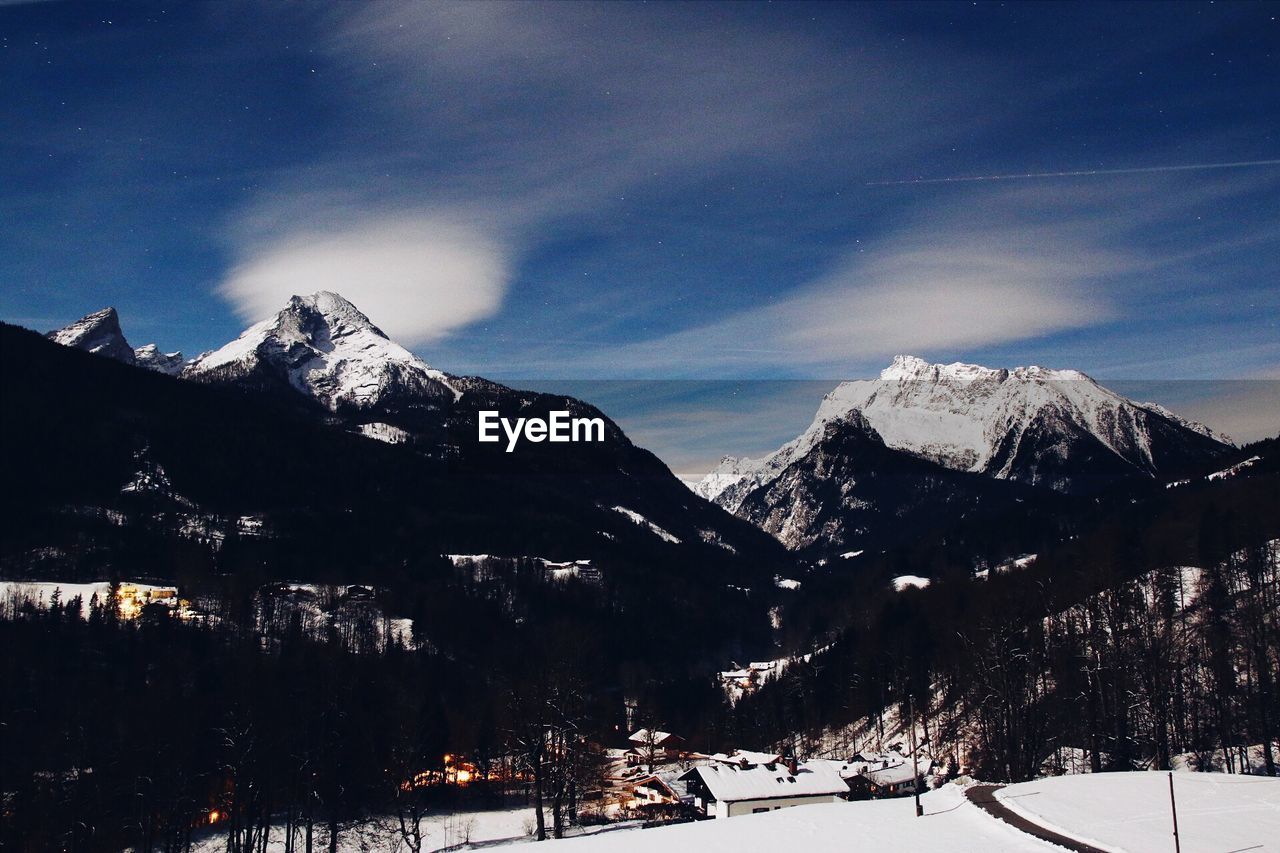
2 1 1277 472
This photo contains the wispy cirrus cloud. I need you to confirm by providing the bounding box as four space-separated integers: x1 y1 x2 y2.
575 248 1118 377
214 1 1001 344
202 1 1278 386
504 181 1134 377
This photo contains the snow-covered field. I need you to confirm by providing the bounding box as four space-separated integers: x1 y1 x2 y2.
189 806 539 852
557 784 1054 851
174 772 1280 852
557 773 1280 852
997 771 1280 853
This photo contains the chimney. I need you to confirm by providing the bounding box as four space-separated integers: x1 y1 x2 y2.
786 756 798 775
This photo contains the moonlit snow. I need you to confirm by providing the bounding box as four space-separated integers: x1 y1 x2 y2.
696 354 1227 509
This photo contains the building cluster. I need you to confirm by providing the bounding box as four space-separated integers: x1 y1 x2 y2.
612 730 932 821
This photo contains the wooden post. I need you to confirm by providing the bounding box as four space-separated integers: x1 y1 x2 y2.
909 697 923 817
1168 772 1181 853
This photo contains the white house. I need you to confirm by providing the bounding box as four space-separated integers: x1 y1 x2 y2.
678 758 847 818
811 752 928 799
625 729 686 766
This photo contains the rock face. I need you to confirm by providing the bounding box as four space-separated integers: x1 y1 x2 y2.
133 344 185 376
724 408 1044 552
696 355 1233 550
47 308 136 365
48 308 185 376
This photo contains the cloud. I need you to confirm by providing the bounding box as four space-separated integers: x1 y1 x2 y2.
319 1 971 210
214 2 991 351
205 3 1273 381
560 216 1126 377
766 246 1116 361
218 215 511 345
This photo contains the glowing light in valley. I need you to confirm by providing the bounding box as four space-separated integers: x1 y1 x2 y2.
865 158 1280 186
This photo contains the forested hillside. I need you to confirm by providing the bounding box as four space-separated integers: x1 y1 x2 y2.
725 454 1279 780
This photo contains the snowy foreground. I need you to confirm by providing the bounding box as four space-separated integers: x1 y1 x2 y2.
559 774 1280 853
189 807 543 852
558 785 1042 852
186 774 1280 852
997 772 1280 853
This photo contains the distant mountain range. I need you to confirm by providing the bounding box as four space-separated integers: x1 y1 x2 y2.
32 294 789 564
40 299 1239 560
696 355 1233 552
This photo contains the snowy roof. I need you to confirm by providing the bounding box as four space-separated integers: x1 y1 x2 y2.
628 729 682 747
804 758 864 780
862 762 921 787
632 772 684 799
681 760 847 802
703 750 788 767
891 575 931 591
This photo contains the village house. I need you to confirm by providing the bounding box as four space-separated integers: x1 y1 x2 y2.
625 729 686 766
819 752 929 800
678 757 847 818
625 771 688 812
859 761 923 797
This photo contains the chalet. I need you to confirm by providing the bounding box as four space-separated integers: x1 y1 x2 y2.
861 761 922 797
625 729 686 766
678 758 847 818
627 772 685 810
824 753 928 800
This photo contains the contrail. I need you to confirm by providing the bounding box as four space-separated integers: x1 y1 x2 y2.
865 158 1280 186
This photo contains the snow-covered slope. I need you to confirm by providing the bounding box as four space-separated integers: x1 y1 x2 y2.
185 291 460 410
46 307 136 365
996 772 1280 853
698 355 1231 508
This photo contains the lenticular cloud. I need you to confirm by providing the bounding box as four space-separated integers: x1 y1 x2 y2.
219 216 511 346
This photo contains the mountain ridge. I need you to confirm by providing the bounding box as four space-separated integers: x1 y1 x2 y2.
47 307 184 376
695 355 1233 551
26 295 788 567
699 354 1231 507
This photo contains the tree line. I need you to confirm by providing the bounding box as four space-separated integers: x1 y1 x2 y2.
729 502 1279 782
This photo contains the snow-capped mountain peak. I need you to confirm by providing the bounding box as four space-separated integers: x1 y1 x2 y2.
48 307 187 376
185 291 460 409
47 307 136 365
697 355 1231 508
880 354 1000 382
878 354 1090 383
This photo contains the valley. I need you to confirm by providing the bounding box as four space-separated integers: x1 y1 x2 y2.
2 298 1276 851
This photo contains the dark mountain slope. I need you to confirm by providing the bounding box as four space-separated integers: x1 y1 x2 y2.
1 322 792 670
731 410 1067 555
